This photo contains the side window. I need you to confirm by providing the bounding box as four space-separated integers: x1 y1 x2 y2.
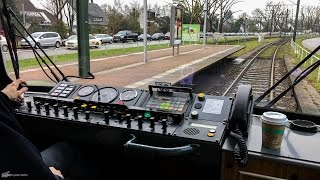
40 34 47 39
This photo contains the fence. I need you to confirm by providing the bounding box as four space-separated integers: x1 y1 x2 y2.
290 38 320 82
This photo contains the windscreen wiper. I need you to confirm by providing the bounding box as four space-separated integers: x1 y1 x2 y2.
255 43 320 108
0 0 66 82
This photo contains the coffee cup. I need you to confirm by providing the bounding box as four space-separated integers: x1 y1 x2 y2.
261 111 288 149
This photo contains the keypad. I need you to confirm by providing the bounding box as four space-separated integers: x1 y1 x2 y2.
145 96 188 112
50 84 76 97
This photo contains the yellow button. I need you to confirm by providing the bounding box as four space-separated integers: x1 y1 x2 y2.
91 106 97 109
207 133 215 137
198 93 206 101
81 104 87 108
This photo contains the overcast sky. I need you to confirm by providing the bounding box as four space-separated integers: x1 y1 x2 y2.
31 0 319 17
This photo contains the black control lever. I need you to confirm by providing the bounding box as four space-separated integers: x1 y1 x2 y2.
124 134 200 156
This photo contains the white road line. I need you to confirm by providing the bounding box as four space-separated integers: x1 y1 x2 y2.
125 46 241 88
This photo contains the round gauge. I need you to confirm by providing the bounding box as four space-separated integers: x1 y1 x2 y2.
120 90 138 101
77 86 95 97
91 87 118 103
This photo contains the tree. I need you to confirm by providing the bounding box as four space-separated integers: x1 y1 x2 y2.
63 0 76 35
218 0 240 33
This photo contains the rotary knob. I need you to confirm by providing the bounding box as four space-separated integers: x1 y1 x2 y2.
191 110 199 119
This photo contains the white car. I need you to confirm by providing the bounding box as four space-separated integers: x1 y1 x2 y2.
20 32 62 48
66 34 101 49
0 35 8 52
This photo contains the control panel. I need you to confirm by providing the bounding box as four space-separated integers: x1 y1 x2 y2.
18 82 234 145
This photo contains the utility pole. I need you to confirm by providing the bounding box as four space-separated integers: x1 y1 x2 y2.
143 0 147 63
203 0 208 49
293 0 300 42
285 9 289 36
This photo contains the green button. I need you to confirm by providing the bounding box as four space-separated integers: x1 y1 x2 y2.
144 112 151 118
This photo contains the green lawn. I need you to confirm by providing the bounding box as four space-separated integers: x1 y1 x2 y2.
279 39 320 91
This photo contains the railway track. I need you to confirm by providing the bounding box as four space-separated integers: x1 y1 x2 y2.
222 39 297 111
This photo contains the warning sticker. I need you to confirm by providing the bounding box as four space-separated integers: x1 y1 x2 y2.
202 99 224 114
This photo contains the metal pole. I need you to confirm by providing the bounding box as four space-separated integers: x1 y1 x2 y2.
143 0 148 63
76 0 90 77
293 0 300 42
203 0 208 49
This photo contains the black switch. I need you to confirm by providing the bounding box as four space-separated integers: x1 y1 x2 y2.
73 107 78 119
104 110 110 124
85 111 90 120
44 103 50 114
126 114 132 127
26 101 32 111
137 115 143 129
53 104 59 116
35 102 41 113
150 117 155 130
63 106 68 117
162 119 167 132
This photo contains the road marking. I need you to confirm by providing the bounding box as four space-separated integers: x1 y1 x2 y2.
19 44 200 74
125 46 241 88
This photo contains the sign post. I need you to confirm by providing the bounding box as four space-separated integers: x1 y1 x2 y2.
170 3 183 56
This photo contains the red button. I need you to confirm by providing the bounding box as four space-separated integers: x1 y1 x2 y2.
118 101 125 105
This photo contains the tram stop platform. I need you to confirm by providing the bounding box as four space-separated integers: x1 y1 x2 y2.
20 44 244 88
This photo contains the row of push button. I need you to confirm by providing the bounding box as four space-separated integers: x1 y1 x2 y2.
51 84 76 97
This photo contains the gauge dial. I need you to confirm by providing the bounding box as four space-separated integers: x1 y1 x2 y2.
77 86 95 97
120 90 138 101
91 87 118 103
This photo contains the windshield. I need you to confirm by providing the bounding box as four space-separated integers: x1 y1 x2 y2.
2 0 320 119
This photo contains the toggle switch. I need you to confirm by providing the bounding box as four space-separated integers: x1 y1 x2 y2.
150 117 155 130
53 104 59 116
104 110 110 124
44 103 50 114
63 106 68 117
126 114 131 125
35 102 41 113
26 101 32 111
137 115 143 129
85 111 90 120
73 107 78 119
162 119 167 132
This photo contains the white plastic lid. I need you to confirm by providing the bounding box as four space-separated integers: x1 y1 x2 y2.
261 111 288 125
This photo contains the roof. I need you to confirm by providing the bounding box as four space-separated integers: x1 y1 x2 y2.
88 3 107 25
16 0 55 25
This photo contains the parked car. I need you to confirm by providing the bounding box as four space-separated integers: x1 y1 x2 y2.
62 35 77 46
138 34 152 41
20 32 62 48
164 32 170 40
93 34 113 44
152 33 165 40
65 34 101 49
113 30 138 43
0 35 8 52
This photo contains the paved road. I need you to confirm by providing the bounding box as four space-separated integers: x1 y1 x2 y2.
2 40 170 61
301 38 320 54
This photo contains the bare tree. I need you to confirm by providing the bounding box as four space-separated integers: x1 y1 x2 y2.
63 0 76 35
218 0 240 33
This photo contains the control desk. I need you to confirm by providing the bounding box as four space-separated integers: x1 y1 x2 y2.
15 82 251 178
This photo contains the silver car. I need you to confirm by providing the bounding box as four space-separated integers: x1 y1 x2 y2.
93 34 113 44
20 32 62 48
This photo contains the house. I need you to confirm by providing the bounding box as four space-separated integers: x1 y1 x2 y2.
16 0 55 26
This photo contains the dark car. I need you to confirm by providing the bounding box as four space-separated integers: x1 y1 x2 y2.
152 33 165 40
138 34 152 41
113 30 138 43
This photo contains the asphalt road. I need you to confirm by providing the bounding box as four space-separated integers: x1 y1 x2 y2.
2 40 170 61
301 38 320 54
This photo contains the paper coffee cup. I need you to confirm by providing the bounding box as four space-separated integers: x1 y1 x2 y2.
261 112 288 149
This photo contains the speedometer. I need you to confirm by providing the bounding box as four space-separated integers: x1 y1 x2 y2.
77 86 95 97
120 90 138 101
91 87 118 103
